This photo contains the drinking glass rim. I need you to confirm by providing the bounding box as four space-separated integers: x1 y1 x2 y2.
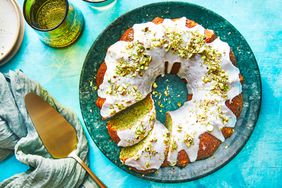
81 0 107 3
23 0 69 32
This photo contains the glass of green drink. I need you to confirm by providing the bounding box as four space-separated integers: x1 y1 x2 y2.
23 0 84 48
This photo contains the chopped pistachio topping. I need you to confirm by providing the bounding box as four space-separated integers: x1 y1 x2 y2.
89 80 93 87
177 125 183 132
145 162 150 168
200 45 229 98
149 113 156 122
152 31 205 59
106 82 143 103
152 90 162 100
196 113 208 123
177 102 182 107
93 85 98 90
115 103 125 110
217 106 229 124
164 31 184 53
152 82 158 88
152 90 158 95
194 99 221 125
182 31 205 58
135 124 146 137
116 41 152 77
164 90 169 97
133 154 140 160
145 143 153 152
184 134 194 148
109 105 116 116
157 100 161 106
144 143 157 156
171 140 178 151
162 85 170 97
150 137 158 143
163 132 170 144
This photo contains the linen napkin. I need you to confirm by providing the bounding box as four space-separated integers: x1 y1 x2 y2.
0 70 97 188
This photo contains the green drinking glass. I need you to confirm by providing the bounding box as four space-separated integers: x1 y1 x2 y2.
23 0 84 48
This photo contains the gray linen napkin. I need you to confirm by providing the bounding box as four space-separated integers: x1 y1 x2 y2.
0 70 97 188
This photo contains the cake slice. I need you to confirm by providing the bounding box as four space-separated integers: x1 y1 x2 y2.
107 95 156 147
120 121 169 173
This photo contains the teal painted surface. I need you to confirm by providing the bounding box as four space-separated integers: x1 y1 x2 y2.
0 0 281 187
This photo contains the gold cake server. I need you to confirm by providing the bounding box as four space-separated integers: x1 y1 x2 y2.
24 92 106 188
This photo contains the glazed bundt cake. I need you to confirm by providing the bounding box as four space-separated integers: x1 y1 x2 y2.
95 17 243 172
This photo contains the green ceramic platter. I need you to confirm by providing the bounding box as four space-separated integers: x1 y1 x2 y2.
79 2 261 182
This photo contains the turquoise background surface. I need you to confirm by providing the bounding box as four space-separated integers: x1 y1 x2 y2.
0 0 281 187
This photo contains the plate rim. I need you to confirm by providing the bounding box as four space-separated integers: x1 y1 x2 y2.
0 0 21 62
79 1 262 183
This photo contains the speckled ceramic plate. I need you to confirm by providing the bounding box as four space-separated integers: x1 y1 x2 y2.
0 0 24 66
0 0 21 65
79 2 261 182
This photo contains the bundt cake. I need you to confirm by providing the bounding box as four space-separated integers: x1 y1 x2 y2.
95 17 243 173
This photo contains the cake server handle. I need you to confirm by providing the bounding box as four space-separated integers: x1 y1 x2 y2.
68 151 107 188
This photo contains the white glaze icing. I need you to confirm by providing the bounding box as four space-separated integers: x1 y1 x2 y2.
167 98 237 164
98 17 242 169
117 100 156 147
123 121 169 171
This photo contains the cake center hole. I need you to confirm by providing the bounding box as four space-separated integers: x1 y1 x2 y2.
152 74 188 125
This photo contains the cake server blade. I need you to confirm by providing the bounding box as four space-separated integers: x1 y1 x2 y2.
24 92 106 188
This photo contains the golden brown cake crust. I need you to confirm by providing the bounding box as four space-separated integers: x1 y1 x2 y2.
152 17 164 24
96 62 107 109
120 28 134 42
96 97 106 109
197 132 221 160
96 17 244 172
225 94 243 118
177 149 190 167
205 29 217 43
186 19 197 28
161 158 170 167
221 127 234 139
107 124 121 144
229 50 237 66
170 62 181 74
96 62 107 86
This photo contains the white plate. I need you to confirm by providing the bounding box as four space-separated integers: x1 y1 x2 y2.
0 0 24 66
0 0 21 65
